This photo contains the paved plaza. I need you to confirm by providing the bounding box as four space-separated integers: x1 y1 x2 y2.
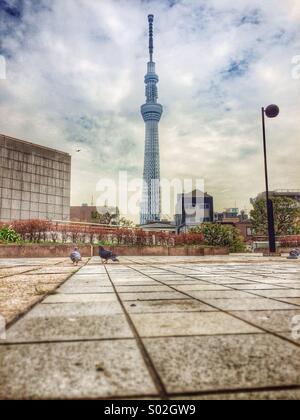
1 255 300 400
0 258 86 325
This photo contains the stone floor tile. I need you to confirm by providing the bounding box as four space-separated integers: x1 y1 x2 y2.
119 291 186 301
174 285 231 292
229 284 287 290
201 298 299 311
0 340 157 399
184 290 256 300
231 310 300 332
124 299 217 314
25 302 124 317
43 293 118 304
246 290 300 298
143 334 300 394
114 285 171 293
2 313 133 343
131 312 262 337
173 389 300 400
270 298 300 306
57 286 114 294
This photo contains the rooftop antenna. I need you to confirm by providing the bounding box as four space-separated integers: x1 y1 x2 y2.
148 14 154 62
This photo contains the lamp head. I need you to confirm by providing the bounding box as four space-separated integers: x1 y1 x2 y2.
265 104 280 118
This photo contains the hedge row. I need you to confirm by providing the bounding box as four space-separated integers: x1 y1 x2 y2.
1 220 205 247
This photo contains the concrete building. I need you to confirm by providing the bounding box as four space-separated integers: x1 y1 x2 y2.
70 205 119 224
255 190 300 204
0 134 71 222
214 208 249 224
235 221 253 242
139 221 178 234
140 15 163 225
215 208 239 223
175 190 214 229
213 209 252 241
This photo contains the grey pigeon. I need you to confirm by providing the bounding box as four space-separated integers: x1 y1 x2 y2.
99 247 119 263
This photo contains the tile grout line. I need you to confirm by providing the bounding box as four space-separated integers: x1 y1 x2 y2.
0 265 52 280
3 257 299 400
0 331 268 348
104 264 169 400
179 263 300 290
127 264 300 349
164 264 300 307
167 383 300 399
161 263 299 290
182 266 300 307
5 258 92 330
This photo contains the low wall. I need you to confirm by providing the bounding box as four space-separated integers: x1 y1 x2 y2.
0 244 93 259
102 246 229 257
260 247 297 256
204 247 229 256
0 244 229 258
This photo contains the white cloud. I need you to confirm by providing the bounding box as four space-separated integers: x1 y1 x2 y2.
0 0 299 219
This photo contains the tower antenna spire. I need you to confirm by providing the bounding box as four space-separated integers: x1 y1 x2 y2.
141 14 163 225
148 14 154 62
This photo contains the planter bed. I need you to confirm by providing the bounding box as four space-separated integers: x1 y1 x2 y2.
0 244 229 258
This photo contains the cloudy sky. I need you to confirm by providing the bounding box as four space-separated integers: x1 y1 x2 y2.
0 0 300 220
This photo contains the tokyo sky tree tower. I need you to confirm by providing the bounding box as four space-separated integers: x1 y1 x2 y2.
140 14 163 225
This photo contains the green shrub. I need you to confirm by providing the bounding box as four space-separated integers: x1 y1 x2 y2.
0 225 22 244
250 197 300 235
190 223 246 253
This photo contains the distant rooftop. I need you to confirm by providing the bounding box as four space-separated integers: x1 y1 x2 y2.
273 189 300 194
139 221 177 229
0 134 71 157
257 190 300 197
178 190 213 198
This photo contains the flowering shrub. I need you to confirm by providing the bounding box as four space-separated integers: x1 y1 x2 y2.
12 220 51 243
174 233 204 246
279 235 300 248
252 235 300 248
49 223 60 243
2 220 207 247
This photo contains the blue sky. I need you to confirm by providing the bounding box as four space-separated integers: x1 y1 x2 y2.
0 0 300 218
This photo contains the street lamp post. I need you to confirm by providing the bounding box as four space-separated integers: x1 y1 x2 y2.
261 104 280 254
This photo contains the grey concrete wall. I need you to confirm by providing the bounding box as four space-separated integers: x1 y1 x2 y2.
0 134 71 222
0 245 229 259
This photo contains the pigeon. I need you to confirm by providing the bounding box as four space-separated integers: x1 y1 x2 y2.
287 249 300 260
70 248 82 266
99 247 119 264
